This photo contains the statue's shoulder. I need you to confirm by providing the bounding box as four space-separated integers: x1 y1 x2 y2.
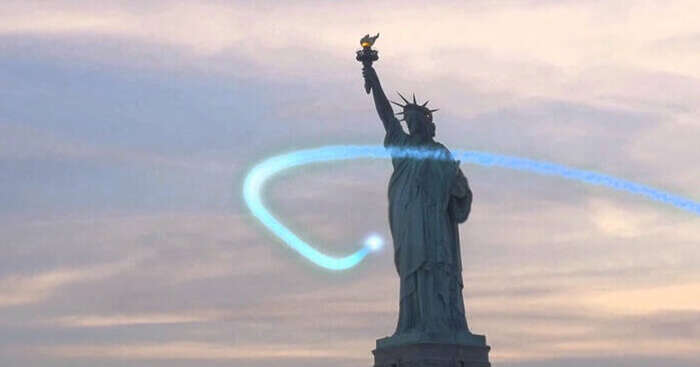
432 141 448 149
430 141 452 154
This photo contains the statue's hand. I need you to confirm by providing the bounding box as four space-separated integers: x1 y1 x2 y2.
451 166 469 198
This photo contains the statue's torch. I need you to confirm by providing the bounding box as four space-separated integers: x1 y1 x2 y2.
356 33 380 94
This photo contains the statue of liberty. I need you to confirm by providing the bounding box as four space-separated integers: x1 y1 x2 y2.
358 36 482 348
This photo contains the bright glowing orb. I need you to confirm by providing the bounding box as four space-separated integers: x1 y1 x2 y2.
364 233 384 252
242 145 700 271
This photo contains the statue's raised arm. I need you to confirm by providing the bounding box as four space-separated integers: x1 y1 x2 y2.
356 34 403 136
362 66 402 134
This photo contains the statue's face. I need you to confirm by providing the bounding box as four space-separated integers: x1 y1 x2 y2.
404 108 432 136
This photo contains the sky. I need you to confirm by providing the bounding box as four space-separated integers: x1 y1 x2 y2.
1 1 699 366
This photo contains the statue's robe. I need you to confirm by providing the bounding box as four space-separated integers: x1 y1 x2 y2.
384 125 473 335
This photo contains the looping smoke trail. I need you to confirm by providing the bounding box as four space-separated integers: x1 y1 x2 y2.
243 145 700 271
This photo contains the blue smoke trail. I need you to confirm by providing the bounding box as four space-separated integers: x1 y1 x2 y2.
243 145 700 271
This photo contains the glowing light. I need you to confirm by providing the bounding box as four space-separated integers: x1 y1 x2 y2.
364 233 384 252
243 145 700 271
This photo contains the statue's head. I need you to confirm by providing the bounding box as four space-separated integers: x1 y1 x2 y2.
392 92 438 138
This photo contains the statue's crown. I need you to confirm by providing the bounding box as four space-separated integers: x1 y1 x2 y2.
391 92 439 123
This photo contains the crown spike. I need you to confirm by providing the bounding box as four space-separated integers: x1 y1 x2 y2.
429 108 440 112
390 100 405 108
422 100 430 107
412 93 417 104
396 92 410 104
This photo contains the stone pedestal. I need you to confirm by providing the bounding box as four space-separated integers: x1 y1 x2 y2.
372 332 490 367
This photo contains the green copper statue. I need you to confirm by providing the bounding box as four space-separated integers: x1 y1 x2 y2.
359 36 477 343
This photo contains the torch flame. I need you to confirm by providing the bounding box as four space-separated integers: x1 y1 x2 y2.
360 33 380 48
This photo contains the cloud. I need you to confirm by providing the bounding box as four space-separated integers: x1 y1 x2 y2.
0 260 136 307
588 198 663 238
583 283 700 315
50 311 226 327
34 341 368 360
504 356 700 367
0 123 230 173
3 1 700 94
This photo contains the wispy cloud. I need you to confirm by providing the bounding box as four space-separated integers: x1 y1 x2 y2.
51 311 226 327
0 260 136 307
34 341 369 360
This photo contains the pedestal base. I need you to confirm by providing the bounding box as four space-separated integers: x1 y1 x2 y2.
372 333 490 367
